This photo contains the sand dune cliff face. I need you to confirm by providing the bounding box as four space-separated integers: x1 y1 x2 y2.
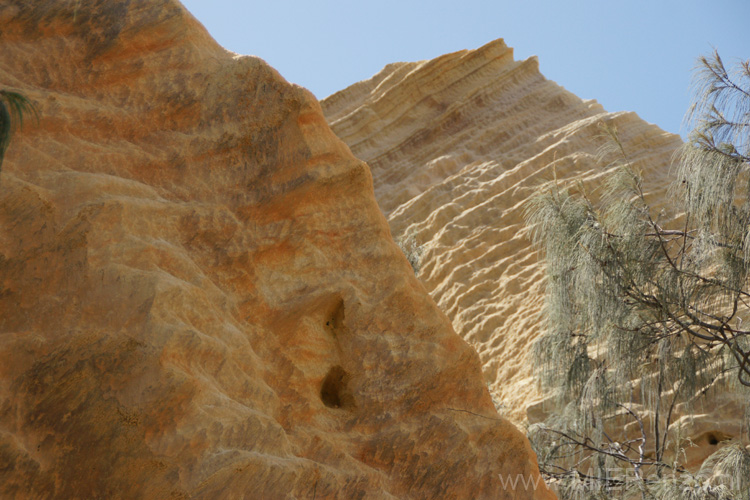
0 2 553 499
322 40 682 423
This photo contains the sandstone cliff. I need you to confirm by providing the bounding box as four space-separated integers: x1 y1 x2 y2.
323 39 750 472
0 2 553 499
322 39 681 423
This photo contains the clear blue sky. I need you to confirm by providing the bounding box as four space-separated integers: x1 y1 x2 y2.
180 0 748 137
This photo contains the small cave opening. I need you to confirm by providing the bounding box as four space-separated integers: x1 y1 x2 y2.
320 365 353 409
700 431 732 446
707 433 721 446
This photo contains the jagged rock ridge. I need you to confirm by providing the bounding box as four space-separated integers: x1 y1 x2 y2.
322 39 681 423
0 3 553 499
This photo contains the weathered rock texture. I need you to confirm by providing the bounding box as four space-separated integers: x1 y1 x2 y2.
322 40 681 423
323 39 750 471
0 2 553 499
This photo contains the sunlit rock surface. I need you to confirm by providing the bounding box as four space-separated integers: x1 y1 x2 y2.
322 39 681 424
323 38 750 472
0 3 553 499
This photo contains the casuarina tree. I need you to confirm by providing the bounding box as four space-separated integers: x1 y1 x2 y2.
525 51 750 499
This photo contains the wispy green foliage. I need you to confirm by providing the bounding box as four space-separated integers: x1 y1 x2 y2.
526 52 750 499
0 90 37 171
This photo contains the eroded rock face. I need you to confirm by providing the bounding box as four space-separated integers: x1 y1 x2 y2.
322 40 681 423
0 2 552 499
323 39 750 471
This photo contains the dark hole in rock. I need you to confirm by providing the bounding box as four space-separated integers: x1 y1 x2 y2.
702 431 732 446
320 365 353 409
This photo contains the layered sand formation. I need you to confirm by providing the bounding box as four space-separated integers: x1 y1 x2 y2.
322 40 681 423
0 2 553 499
323 38 750 469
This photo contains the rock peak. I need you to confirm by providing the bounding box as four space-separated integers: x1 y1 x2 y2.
322 38 681 423
0 2 553 499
